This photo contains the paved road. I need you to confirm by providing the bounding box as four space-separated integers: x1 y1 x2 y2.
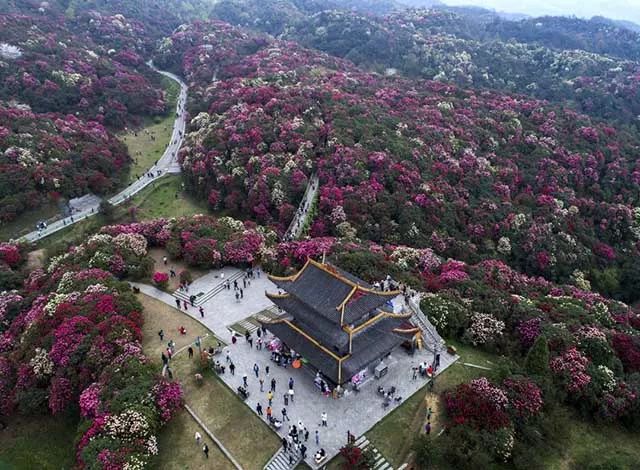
283 173 318 241
19 63 188 243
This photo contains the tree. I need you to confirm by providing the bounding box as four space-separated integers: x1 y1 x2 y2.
99 200 115 222
525 335 550 377
412 434 437 469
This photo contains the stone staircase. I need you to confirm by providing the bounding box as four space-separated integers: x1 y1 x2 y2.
173 270 244 306
354 435 394 470
407 296 445 354
263 446 302 470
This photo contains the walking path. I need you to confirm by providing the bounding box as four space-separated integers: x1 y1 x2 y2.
283 173 319 240
19 63 188 243
135 266 458 468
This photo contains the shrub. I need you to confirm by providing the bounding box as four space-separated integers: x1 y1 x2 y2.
152 271 169 290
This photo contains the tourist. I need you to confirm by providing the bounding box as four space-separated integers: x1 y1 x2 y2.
282 437 288 452
243 374 248 387
257 338 263 350
266 365 270 375
183 300 188 310
321 412 327 427
240 288 244 299
175 298 180 309
266 406 272 419
427 407 432 420
158 329 164 341
256 403 263 416
229 362 235 375
231 335 237 345
283 393 289 406
202 444 209 459
256 328 261 338
161 352 168 365
188 346 193 359
289 377 294 389
304 428 309 442
425 421 431 435
282 407 290 421
163 256 168 265
271 377 276 391
267 390 273 405
288 388 294 403
166 348 173 360
259 378 264 392
199 306 204 318
195 431 202 444
225 350 231 363
248 337 253 348
253 363 260 377
301 444 307 459
233 280 238 290
297 419 304 431
235 291 240 303
315 429 320 445
179 326 186 335
170 269 176 278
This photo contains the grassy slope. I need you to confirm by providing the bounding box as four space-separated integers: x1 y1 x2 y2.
0 414 77 470
119 77 180 185
139 292 280 469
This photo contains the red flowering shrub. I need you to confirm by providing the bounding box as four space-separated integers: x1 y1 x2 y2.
153 379 183 422
503 377 543 419
152 271 170 290
612 333 640 373
444 379 511 431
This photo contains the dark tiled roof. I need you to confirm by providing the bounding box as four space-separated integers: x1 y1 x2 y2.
270 295 349 351
264 321 341 383
271 260 396 324
342 317 411 380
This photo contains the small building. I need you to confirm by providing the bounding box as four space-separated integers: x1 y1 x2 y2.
262 259 419 385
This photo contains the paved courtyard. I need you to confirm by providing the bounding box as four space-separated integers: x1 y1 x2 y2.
135 266 456 468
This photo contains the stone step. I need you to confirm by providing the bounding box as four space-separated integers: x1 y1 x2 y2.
397 464 409 470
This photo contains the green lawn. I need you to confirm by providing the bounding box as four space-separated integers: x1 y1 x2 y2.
119 77 180 185
130 175 208 221
0 203 61 241
0 413 77 470
140 293 280 470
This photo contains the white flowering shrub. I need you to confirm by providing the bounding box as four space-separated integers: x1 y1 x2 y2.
465 312 505 345
30 347 53 378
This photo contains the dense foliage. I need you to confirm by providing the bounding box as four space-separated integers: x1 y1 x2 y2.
212 6 640 128
0 237 182 468
0 103 130 222
155 21 640 303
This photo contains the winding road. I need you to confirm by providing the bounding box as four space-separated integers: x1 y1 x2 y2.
20 64 188 243
283 173 319 241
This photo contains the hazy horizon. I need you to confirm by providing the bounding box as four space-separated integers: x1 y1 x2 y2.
441 0 640 24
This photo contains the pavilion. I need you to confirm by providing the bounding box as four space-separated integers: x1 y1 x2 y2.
262 258 419 385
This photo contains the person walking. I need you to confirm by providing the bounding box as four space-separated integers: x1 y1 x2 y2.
188 346 194 359
183 300 188 310
225 349 231 363
321 411 327 427
304 428 309 442
266 365 270 375
266 406 272 420
243 373 248 387
256 403 263 416
301 443 307 459
288 377 294 390
425 421 431 435
257 338 263 350
270 377 276 391
163 256 168 265
284 393 289 406
175 298 180 309
195 431 202 444
259 378 264 392
199 306 204 318
427 407 432 421
288 387 295 403
158 329 164 341
248 336 253 348
282 407 290 421
235 291 239 303
240 288 244 299
161 352 168 365
202 444 209 458
315 429 319 446
253 363 259 378
267 390 273 406
229 362 235 375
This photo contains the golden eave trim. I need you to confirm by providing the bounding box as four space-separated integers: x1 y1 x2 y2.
342 310 412 335
308 259 401 296
283 320 345 361
393 327 420 334
267 258 312 282
266 291 290 299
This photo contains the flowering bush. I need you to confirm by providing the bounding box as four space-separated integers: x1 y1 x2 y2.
152 271 170 290
153 379 183 422
464 312 505 346
550 347 592 393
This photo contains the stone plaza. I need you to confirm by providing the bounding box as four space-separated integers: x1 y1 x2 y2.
135 265 456 468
